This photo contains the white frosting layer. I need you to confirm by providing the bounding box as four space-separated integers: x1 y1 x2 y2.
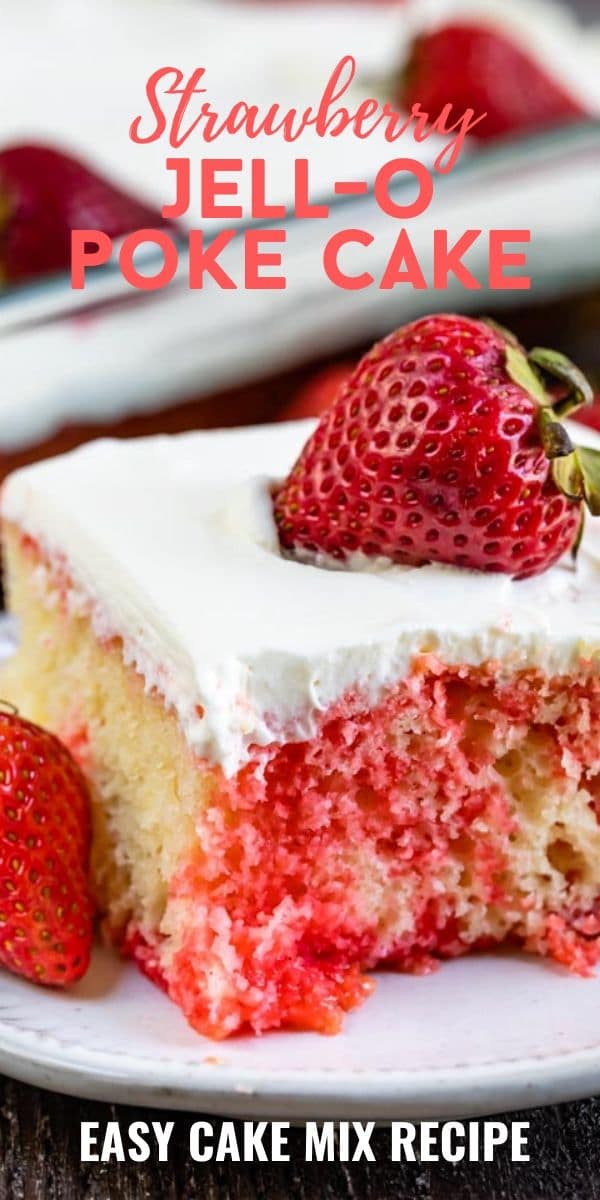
3 419 600 775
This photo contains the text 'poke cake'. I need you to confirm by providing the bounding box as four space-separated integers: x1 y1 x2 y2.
2 314 600 1039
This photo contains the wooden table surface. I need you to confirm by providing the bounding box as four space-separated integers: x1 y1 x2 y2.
2 1076 600 1199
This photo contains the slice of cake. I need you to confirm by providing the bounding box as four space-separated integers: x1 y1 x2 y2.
2 315 600 1040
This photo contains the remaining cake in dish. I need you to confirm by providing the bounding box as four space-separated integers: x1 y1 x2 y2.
2 413 600 1037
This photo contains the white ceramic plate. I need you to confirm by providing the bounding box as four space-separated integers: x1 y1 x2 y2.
2 946 600 1117
1 625 600 1118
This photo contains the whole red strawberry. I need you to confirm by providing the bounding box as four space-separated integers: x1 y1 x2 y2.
399 23 589 142
0 711 93 985
279 362 354 422
0 143 168 286
274 314 600 580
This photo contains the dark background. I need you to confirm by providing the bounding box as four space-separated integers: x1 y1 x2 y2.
3 2 600 1197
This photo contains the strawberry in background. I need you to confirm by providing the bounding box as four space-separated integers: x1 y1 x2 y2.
278 361 354 421
398 21 590 141
574 396 600 434
0 143 168 286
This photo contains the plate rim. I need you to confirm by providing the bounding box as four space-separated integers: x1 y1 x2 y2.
2 965 600 1118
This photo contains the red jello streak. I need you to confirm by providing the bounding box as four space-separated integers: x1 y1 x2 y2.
158 664 600 1038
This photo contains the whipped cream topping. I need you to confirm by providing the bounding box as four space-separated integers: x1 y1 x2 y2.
3 419 600 775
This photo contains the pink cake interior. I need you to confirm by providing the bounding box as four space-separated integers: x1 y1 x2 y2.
128 658 600 1039
5 526 600 1041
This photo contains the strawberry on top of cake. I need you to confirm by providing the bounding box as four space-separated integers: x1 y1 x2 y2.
2 314 600 1039
274 315 597 577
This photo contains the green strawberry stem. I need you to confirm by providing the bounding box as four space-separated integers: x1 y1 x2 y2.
538 407 575 460
506 339 600 520
553 446 600 516
505 343 548 405
571 509 586 562
530 348 600 517
528 347 594 417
